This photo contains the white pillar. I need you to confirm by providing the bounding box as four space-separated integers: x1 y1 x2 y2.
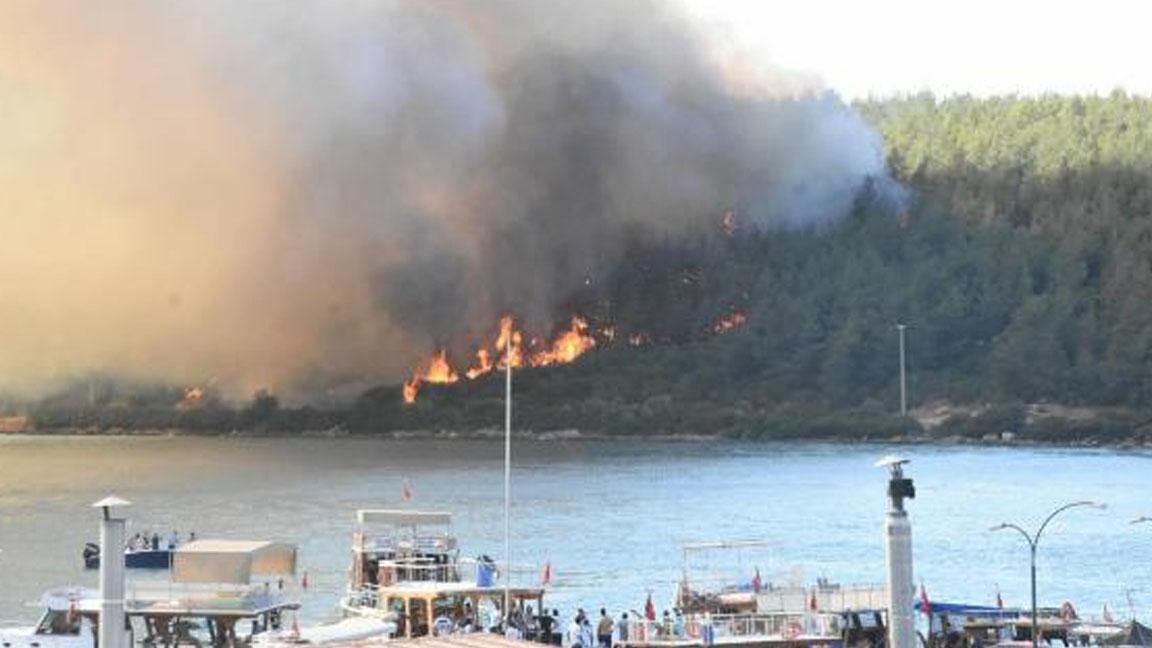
93 496 131 648
877 459 915 648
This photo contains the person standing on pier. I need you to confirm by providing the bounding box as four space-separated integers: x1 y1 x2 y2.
597 609 613 648
550 610 563 646
617 613 629 645
538 608 554 644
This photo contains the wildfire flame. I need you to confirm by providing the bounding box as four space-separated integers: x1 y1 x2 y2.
711 311 747 333
529 317 595 366
465 348 492 380
402 348 459 404
401 310 747 403
176 386 205 410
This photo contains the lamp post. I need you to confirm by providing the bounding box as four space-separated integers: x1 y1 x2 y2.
93 495 132 648
877 456 916 648
991 501 1106 648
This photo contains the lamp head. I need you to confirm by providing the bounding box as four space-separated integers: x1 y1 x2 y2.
91 495 131 520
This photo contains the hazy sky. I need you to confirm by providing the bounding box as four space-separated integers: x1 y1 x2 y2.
681 0 1150 99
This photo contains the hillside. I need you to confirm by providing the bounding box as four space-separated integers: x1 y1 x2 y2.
19 94 1152 442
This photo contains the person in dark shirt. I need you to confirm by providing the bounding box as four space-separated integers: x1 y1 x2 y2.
539 609 554 643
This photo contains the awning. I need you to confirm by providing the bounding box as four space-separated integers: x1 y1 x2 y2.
357 510 452 526
915 601 1021 617
172 540 297 584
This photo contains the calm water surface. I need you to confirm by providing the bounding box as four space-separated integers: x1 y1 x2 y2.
1 437 1150 624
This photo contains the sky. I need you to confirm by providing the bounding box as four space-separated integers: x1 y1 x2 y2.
680 0 1152 99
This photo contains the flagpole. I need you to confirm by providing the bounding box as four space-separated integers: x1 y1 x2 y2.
504 329 512 627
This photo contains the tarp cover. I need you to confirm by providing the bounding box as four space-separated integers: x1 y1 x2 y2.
914 601 1018 616
172 540 297 584
357 510 451 526
1104 621 1152 646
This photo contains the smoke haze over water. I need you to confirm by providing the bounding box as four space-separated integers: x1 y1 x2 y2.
0 0 890 401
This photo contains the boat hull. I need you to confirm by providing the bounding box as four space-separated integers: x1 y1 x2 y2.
83 549 172 570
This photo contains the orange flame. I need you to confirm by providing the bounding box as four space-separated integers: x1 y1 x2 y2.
176 386 205 410
402 349 458 405
465 348 493 380
402 379 419 404
530 317 596 366
495 315 524 369
423 349 459 384
712 311 748 333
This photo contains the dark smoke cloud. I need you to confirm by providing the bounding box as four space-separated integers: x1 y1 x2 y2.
0 0 890 401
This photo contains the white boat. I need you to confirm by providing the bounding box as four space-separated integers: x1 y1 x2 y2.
0 588 99 648
253 617 396 647
1 540 302 648
340 509 545 638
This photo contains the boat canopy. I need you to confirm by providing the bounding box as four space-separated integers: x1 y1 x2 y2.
914 601 1020 617
357 509 452 526
172 540 297 584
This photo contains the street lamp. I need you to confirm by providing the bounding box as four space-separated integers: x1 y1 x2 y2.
990 501 1107 648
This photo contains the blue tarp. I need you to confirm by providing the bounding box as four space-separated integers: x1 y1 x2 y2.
914 601 1021 617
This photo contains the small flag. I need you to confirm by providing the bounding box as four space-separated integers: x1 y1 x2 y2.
645 593 656 621
301 571 309 591
1103 603 1114 624
920 583 932 617
401 478 413 501
751 567 762 594
809 589 818 612
541 561 552 587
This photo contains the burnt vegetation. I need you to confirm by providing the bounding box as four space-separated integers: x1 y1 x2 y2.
14 93 1152 442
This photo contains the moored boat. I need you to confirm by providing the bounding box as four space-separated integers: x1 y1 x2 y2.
341 509 546 638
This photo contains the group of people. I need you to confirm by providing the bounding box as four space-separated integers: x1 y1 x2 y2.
504 606 664 648
126 529 195 551
432 601 695 647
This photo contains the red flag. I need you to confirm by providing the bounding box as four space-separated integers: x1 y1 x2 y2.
752 568 762 594
401 478 413 501
1103 603 1114 624
540 562 552 586
644 593 656 621
809 589 818 612
920 583 932 617
301 571 309 590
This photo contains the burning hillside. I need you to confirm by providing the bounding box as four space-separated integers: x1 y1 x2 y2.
402 311 747 403
0 0 892 402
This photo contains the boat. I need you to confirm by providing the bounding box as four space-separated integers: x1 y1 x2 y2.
619 541 889 648
340 509 546 638
83 542 175 570
4 539 303 648
82 530 189 569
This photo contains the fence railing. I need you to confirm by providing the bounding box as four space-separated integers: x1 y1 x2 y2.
625 612 843 644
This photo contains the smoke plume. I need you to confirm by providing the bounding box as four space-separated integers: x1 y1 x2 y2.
0 0 889 402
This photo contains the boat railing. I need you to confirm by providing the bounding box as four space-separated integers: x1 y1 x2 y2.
361 535 457 554
125 580 299 613
626 612 843 644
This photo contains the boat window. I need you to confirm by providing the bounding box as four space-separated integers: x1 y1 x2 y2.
36 611 80 636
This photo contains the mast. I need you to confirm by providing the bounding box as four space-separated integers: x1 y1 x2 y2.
503 326 513 626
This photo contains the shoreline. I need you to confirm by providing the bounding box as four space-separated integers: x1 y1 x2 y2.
5 425 1152 451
